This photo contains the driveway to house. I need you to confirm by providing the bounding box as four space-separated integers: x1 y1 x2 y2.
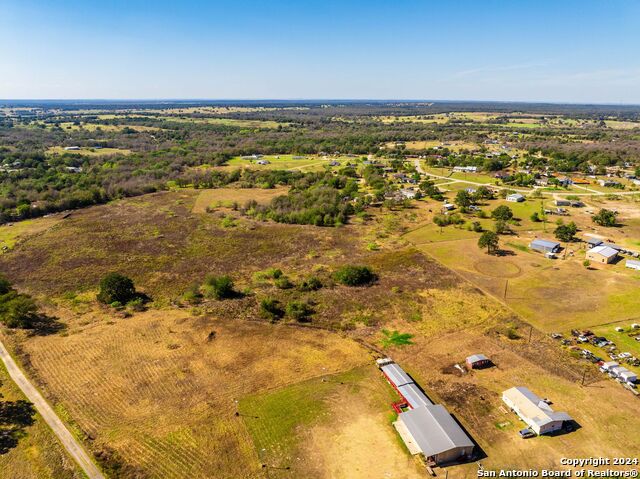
0 339 106 479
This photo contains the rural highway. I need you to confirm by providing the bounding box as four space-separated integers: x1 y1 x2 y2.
0 339 106 479
413 159 640 197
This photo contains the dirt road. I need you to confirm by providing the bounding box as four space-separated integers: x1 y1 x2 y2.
0 339 106 479
413 159 640 197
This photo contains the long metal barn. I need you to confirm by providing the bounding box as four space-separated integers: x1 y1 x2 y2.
377 358 474 466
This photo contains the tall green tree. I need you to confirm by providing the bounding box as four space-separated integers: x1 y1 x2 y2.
478 231 499 255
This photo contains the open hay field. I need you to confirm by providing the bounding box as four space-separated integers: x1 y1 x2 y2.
6 311 368 478
191 187 289 213
0 361 82 479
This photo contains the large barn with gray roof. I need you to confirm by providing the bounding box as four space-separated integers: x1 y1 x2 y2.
377 358 474 465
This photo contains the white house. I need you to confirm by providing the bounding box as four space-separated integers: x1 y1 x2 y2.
502 387 572 435
506 193 525 202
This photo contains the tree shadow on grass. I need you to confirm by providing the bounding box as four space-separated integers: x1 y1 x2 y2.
27 314 66 337
0 399 36 454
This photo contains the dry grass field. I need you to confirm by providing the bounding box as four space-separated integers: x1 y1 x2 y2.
6 311 369 478
241 365 425 479
0 215 62 254
191 187 289 213
0 361 82 479
46 146 132 156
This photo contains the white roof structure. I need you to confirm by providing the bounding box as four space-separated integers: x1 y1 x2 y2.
466 354 489 363
588 245 618 258
380 363 413 388
502 387 572 429
626 259 640 269
398 383 433 409
601 361 618 371
620 370 637 382
399 405 474 457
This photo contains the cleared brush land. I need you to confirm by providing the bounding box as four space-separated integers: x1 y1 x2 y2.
191 187 289 213
8 311 368 478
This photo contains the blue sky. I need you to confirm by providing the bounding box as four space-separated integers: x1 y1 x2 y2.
1 0 639 102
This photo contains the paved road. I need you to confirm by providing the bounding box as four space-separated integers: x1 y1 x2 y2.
0 339 106 479
413 159 640 197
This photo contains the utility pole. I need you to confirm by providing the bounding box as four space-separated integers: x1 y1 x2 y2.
503 280 508 300
528 325 533 344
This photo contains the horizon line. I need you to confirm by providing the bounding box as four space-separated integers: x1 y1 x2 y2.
1 98 640 107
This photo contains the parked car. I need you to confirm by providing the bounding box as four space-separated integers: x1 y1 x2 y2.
519 428 536 439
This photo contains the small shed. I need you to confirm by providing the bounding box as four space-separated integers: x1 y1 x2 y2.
529 239 561 254
585 237 604 248
626 259 640 271
466 354 492 369
506 193 525 203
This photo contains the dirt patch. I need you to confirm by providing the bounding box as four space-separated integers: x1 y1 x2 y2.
303 369 424 479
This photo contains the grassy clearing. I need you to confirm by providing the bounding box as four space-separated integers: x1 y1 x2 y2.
47 146 132 156
224 154 344 172
0 360 82 479
417 236 640 332
240 367 366 469
0 216 61 254
191 187 289 213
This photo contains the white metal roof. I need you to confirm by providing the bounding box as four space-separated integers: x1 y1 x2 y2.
466 354 489 363
381 363 413 388
502 386 572 428
530 239 560 249
398 383 433 409
588 245 618 258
